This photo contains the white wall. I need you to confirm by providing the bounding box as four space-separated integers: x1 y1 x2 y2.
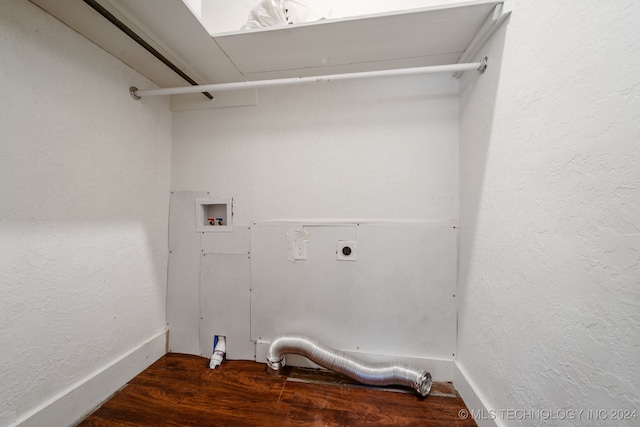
172 74 459 224
458 1 640 425
0 0 172 425
170 68 459 374
200 0 461 34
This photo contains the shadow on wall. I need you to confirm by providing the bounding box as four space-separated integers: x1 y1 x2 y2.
0 2 172 424
457 17 510 295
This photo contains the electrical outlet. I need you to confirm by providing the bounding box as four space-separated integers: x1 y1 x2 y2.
294 241 307 260
337 241 357 261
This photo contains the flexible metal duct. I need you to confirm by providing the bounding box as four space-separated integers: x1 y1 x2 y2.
266 335 432 396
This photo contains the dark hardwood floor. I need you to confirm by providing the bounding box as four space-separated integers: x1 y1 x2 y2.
78 353 476 426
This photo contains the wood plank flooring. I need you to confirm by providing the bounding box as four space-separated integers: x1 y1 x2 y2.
78 353 476 426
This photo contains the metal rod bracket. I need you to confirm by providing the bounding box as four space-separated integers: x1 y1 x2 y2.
129 86 141 100
478 57 488 74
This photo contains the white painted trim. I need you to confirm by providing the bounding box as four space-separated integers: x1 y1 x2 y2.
255 341 454 381
251 218 458 227
454 361 502 427
11 329 168 427
169 89 258 112
452 1 511 77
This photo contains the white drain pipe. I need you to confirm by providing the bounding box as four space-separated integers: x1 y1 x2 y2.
266 334 432 396
209 336 226 369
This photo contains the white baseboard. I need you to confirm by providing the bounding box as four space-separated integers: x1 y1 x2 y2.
254 341 454 381
11 329 168 427
454 361 501 427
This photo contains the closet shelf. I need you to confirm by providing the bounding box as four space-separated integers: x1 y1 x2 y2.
214 1 510 81
30 0 510 88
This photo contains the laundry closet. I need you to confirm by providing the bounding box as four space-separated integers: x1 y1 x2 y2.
3 1 639 426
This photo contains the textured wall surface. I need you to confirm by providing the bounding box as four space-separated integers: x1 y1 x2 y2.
172 74 459 224
0 1 172 425
458 1 640 425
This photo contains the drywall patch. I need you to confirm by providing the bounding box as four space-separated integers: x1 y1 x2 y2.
251 222 457 360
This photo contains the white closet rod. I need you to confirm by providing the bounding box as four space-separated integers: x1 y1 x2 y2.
130 58 487 99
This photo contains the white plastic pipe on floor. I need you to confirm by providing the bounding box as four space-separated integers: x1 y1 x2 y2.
130 60 486 98
209 336 226 369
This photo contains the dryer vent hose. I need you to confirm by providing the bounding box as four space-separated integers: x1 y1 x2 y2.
266 334 432 396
